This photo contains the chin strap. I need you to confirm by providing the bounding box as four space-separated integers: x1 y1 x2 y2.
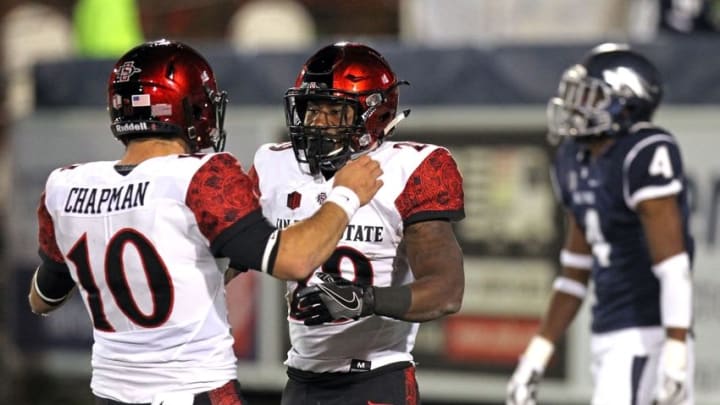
383 109 411 137
345 109 411 163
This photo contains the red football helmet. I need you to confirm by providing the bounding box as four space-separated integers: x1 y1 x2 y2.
108 39 227 152
284 42 410 174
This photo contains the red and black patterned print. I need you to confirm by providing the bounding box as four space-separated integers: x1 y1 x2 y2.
395 148 464 221
37 192 65 263
186 154 260 243
207 380 244 405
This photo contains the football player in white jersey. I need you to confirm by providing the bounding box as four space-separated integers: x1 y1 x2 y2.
507 44 694 405
248 42 465 405
27 39 383 405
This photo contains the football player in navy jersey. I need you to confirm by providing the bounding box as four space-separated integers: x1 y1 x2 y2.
246 42 465 405
27 39 383 405
507 43 694 405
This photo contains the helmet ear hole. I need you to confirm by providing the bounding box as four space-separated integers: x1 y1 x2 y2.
624 100 652 122
378 111 392 123
192 105 203 120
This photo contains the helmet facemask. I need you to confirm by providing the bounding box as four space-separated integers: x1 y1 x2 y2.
285 42 410 176
546 45 662 142
196 84 228 152
547 65 617 139
285 87 379 175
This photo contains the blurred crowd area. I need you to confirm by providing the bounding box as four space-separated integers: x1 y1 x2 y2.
2 1 720 404
1 0 719 126
2 0 720 119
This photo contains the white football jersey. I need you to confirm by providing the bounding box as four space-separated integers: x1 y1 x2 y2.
251 140 464 373
39 152 261 403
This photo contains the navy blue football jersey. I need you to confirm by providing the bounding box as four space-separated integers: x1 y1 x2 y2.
552 124 694 333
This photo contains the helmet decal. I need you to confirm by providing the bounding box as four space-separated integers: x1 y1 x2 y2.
130 94 150 107
116 61 142 82
601 67 656 100
150 103 172 117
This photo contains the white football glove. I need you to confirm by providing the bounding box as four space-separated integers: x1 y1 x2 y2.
653 339 689 405
507 336 554 405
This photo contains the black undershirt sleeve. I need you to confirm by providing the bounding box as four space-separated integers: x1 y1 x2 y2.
36 251 76 304
403 210 464 227
211 209 281 275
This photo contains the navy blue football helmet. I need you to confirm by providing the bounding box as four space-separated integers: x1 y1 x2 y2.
547 43 662 139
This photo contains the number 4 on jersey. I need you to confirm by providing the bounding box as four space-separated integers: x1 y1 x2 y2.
584 209 611 267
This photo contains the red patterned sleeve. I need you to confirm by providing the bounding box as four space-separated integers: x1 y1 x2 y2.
186 154 261 243
395 148 465 225
38 192 65 263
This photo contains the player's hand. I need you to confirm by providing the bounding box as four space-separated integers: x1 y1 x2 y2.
506 359 542 405
333 155 383 206
653 339 689 405
507 336 554 405
292 273 375 326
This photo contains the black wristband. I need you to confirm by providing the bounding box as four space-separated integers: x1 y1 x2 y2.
371 285 412 319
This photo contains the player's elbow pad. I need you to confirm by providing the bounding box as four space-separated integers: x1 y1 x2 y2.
652 253 692 329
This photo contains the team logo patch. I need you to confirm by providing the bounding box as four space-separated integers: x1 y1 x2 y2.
116 61 142 82
316 192 327 205
287 191 301 209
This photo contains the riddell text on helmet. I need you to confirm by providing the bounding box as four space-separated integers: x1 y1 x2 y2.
115 122 148 132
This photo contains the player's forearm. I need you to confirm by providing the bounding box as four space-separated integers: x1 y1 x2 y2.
28 263 76 315
29 281 74 315
399 273 463 322
399 221 464 321
397 248 464 321
273 203 350 280
666 327 689 341
538 292 583 343
29 287 56 315
653 253 692 334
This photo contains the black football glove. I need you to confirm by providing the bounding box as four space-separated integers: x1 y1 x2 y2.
292 272 375 326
